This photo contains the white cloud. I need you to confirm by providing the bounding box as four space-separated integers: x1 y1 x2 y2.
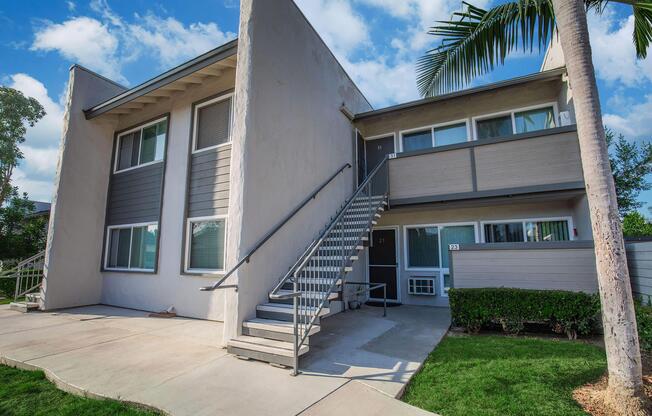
130 14 236 67
342 57 418 107
604 94 652 139
7 74 64 202
588 10 652 86
294 0 371 60
66 1 76 12
8 74 64 148
31 17 124 83
32 0 237 86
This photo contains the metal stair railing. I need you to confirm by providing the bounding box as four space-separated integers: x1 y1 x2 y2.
0 251 46 301
269 156 390 375
200 163 351 292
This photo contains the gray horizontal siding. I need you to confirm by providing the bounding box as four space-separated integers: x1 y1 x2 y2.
106 162 163 226
626 241 652 302
451 246 598 293
188 144 231 218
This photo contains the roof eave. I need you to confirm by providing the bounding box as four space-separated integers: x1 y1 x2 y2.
353 67 567 121
84 39 238 120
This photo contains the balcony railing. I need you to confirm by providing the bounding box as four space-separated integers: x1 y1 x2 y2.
388 125 584 205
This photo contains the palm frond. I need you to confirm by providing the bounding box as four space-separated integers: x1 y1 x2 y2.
632 1 652 58
416 0 555 97
585 0 652 59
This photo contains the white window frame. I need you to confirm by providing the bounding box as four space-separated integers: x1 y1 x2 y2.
184 214 228 274
398 119 471 153
114 117 167 174
480 216 575 243
192 93 234 154
403 222 479 297
471 102 559 141
104 221 159 272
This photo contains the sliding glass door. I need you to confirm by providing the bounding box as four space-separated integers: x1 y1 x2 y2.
405 223 477 296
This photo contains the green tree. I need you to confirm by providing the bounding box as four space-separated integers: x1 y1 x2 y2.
0 87 45 207
607 129 652 216
622 211 652 237
416 0 652 412
0 188 48 262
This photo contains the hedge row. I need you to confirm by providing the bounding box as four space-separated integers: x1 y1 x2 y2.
448 288 601 339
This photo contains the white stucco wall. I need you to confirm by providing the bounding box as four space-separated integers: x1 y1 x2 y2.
42 66 125 310
225 0 372 340
100 72 236 321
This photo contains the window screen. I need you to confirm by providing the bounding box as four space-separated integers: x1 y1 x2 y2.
484 223 525 243
476 115 513 140
434 123 467 146
514 107 555 134
525 220 570 241
196 97 232 151
407 227 439 268
402 130 432 152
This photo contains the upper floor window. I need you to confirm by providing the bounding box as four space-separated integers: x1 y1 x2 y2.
401 121 469 153
475 104 557 140
115 118 167 172
193 94 233 153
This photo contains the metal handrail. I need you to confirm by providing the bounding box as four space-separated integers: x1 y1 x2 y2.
0 251 46 300
344 281 387 317
270 156 389 299
200 163 352 291
267 156 389 376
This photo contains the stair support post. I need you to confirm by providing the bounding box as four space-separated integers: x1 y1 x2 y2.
292 276 299 376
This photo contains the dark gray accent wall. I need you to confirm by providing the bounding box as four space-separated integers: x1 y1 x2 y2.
625 241 652 304
187 144 231 218
106 162 164 225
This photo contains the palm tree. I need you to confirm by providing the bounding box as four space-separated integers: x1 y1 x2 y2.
417 1 652 413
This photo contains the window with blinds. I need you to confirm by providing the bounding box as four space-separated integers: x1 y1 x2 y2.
194 95 232 152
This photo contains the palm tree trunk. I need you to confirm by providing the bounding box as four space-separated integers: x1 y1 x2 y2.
550 0 645 412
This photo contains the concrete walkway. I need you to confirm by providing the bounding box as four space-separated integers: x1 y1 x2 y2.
0 304 448 415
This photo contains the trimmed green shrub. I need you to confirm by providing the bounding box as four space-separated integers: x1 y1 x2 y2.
448 288 601 339
636 303 652 352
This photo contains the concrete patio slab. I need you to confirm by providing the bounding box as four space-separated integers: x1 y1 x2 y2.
0 304 448 415
299 380 434 416
303 305 450 397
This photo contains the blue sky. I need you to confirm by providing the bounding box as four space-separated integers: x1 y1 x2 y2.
1 0 651 210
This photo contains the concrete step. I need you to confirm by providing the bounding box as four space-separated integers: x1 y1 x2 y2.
25 293 41 302
302 265 352 273
323 235 368 244
227 335 309 367
269 289 338 305
242 318 320 342
256 302 329 322
9 301 39 313
312 254 358 261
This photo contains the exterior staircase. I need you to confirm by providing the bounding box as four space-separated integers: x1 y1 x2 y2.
225 159 389 372
1 251 45 313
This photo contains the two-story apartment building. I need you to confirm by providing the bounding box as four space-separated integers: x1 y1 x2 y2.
37 0 597 369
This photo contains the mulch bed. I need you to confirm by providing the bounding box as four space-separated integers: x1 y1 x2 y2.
573 352 652 416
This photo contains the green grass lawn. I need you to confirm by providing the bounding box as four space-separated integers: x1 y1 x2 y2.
0 365 159 416
402 335 606 416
